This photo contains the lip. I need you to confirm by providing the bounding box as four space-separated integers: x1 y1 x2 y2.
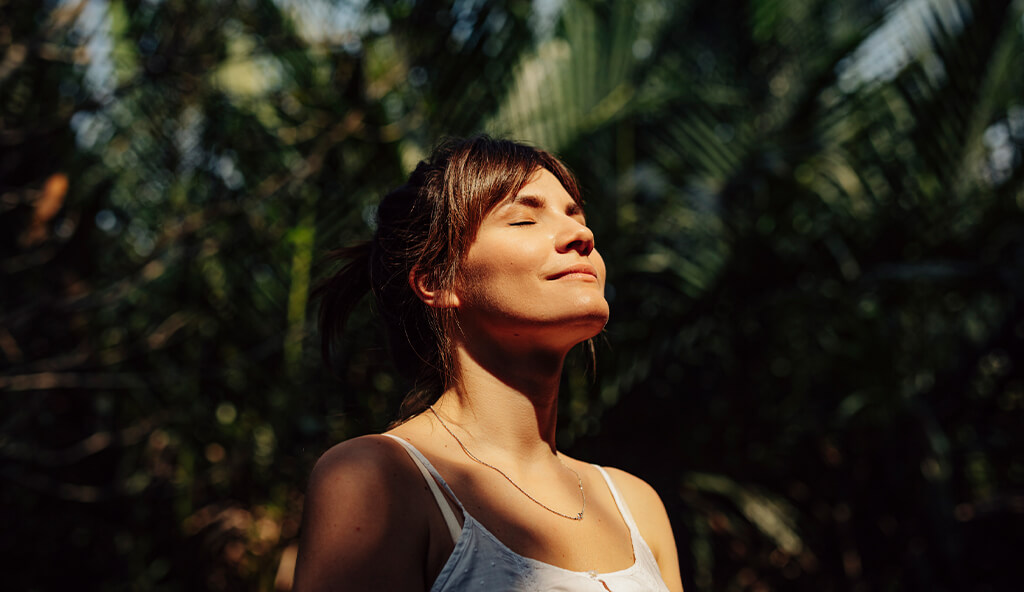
547 264 598 281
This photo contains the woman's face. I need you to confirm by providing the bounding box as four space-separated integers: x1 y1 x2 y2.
451 168 609 351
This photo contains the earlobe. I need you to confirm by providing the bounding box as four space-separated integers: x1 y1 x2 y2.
408 268 460 309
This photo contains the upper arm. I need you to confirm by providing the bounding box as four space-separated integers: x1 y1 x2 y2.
292 437 427 592
606 468 685 592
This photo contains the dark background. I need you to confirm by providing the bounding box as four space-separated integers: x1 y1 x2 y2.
2 0 1023 590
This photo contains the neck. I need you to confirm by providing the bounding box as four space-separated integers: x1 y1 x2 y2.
432 338 568 463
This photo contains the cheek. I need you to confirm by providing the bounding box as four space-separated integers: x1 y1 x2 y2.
481 240 545 278
456 255 522 304
456 231 548 298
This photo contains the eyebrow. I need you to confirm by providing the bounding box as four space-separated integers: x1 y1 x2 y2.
509 194 585 217
510 194 545 209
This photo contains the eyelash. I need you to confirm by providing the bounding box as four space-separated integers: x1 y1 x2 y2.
509 221 535 226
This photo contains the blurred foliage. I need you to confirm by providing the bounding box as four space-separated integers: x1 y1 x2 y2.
2 0 1023 590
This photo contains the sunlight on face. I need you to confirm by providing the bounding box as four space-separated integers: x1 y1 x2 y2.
453 169 609 351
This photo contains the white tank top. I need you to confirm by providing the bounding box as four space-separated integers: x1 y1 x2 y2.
383 434 672 592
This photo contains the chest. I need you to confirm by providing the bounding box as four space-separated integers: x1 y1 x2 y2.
429 464 637 575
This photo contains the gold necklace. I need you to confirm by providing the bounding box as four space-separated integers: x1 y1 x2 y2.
428 406 586 521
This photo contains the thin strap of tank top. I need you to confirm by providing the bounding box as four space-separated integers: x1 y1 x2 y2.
594 466 641 533
382 434 463 542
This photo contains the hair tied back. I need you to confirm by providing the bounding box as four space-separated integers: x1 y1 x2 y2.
315 240 373 373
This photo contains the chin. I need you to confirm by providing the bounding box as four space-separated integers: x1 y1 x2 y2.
561 307 610 340
576 297 610 326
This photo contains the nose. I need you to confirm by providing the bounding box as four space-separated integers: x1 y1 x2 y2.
557 219 595 256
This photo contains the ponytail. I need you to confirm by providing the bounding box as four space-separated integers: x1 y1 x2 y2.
314 241 372 374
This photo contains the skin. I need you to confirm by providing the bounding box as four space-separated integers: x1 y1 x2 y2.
293 169 685 592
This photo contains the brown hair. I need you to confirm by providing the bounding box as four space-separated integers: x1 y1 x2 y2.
315 136 584 424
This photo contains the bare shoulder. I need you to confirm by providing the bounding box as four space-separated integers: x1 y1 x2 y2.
602 467 664 513
601 467 671 542
602 467 686 592
293 435 428 592
302 434 428 537
307 434 413 491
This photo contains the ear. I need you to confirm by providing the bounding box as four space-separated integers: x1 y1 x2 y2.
408 268 460 309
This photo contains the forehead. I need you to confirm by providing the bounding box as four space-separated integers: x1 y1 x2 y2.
508 168 581 206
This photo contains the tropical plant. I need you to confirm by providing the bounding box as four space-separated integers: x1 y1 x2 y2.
1 0 1022 590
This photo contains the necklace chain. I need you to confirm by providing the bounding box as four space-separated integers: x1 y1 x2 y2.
428 406 586 521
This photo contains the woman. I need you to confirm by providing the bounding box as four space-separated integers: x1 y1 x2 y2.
294 136 684 592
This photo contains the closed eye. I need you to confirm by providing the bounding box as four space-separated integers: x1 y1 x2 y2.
509 221 535 226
